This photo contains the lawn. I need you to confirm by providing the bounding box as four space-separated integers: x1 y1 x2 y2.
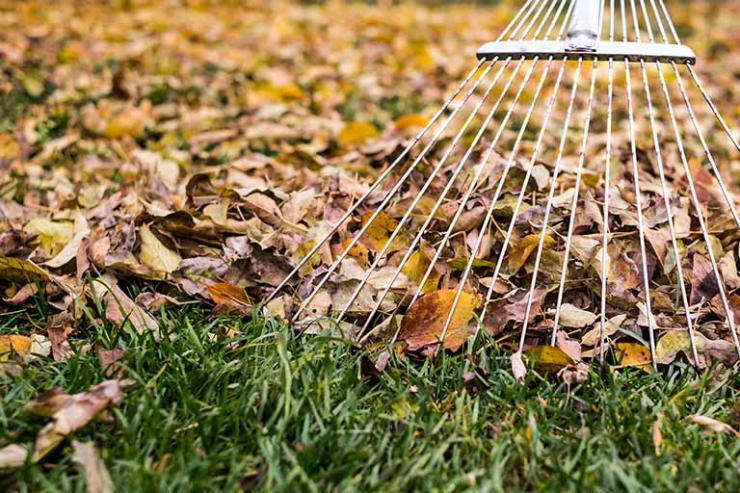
2 307 738 492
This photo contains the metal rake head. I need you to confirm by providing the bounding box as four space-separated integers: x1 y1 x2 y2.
266 0 739 372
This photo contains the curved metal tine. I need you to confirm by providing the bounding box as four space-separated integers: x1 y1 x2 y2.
290 61 495 322
337 58 517 330
624 0 658 369
647 0 740 357
599 0 616 363
348 0 572 339
263 0 542 306
264 61 483 306
636 0 699 363
408 0 574 309
289 0 557 323
442 57 571 353
547 61 599 347
511 59 583 356
654 0 740 152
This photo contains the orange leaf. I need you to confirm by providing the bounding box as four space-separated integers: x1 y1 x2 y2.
398 289 478 352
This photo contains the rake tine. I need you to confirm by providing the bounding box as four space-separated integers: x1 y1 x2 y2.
290 0 567 323
263 60 484 306
548 61 599 347
337 57 517 330
350 0 575 342
514 59 583 355
289 61 496 323
599 0 616 364
622 0 658 369
407 0 574 310
635 0 699 364
654 0 740 154
441 55 571 352
646 0 740 358
265 0 543 308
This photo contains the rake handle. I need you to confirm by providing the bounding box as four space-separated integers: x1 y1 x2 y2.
568 0 601 51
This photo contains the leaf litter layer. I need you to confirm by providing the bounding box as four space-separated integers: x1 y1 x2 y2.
0 0 739 479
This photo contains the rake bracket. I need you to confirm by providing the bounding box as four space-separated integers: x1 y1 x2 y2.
476 40 696 64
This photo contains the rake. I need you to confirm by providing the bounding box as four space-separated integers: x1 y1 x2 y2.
266 0 739 371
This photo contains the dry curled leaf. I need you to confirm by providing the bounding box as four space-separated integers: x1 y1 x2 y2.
398 289 478 352
25 380 130 462
511 351 527 383
72 441 114 493
687 415 739 436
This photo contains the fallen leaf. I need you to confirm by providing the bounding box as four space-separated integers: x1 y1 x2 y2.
0 334 32 361
652 416 663 456
556 304 598 328
398 289 478 351
525 346 574 373
511 351 527 383
26 380 129 461
0 444 28 468
72 441 113 493
687 415 739 436
208 282 252 313
614 342 653 372
338 121 378 147
138 224 181 275
92 276 160 339
0 257 50 283
509 234 554 273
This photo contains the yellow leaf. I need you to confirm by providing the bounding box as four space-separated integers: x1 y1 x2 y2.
398 289 479 351
509 234 554 273
23 218 74 257
360 211 408 253
401 249 440 294
337 121 378 148
525 346 573 373
341 238 370 267
0 257 50 283
614 342 653 372
0 335 32 362
138 224 181 275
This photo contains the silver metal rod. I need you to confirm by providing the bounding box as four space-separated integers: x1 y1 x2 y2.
442 56 570 352
625 0 658 369
645 0 740 357
336 56 516 329
513 58 584 356
599 0 615 364
354 0 575 342
477 40 695 63
263 60 484 306
548 60 599 347
290 61 497 322
264 0 543 306
653 0 739 150
408 0 574 311
637 0 700 363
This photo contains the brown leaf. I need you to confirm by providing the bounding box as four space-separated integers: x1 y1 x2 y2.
92 276 160 339
208 282 252 313
690 254 719 305
687 415 739 436
0 444 28 468
398 289 478 352
72 441 113 493
26 380 129 461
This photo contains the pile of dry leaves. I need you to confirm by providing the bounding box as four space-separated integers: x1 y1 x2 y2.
0 0 738 383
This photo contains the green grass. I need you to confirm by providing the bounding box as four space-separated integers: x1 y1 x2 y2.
1 307 738 492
